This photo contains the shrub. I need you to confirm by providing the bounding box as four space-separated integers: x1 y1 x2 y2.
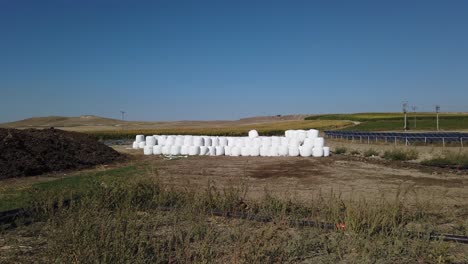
421 151 468 168
383 149 418 161
335 147 347 154
350 150 360 155
363 149 379 157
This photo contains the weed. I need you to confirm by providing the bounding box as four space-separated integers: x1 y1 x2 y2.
335 147 347 154
383 149 418 161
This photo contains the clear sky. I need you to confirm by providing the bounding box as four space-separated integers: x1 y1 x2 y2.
1 0 467 122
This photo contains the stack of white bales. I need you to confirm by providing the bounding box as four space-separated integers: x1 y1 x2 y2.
133 129 330 157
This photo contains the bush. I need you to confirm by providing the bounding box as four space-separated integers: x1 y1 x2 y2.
350 150 360 155
363 149 379 157
383 149 418 161
335 147 347 154
421 151 468 168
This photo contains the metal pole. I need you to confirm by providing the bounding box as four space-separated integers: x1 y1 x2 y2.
442 138 445 148
437 113 439 131
368 136 370 144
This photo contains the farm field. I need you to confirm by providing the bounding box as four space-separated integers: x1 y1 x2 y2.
1 145 468 263
306 112 468 131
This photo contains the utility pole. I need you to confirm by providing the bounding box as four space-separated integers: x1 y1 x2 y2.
402 102 408 131
412 106 417 128
435 105 440 131
120 111 126 121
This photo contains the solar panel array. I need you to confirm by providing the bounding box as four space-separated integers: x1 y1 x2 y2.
324 131 468 145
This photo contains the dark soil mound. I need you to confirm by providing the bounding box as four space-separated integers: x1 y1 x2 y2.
0 128 123 179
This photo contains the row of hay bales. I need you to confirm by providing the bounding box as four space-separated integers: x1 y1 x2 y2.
133 129 329 157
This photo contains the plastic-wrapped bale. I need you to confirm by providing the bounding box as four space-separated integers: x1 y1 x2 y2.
165 136 175 146
132 142 139 149
299 146 312 157
143 146 153 155
161 146 170 155
288 138 300 147
261 137 272 147
188 146 200 156
307 129 319 139
248 130 259 138
288 146 300 157
313 137 325 148
225 146 232 156
244 138 253 147
271 136 281 146
219 137 228 146
199 146 208 155
312 147 324 157
241 147 250 156
235 138 245 148
227 137 236 146
249 146 260 156
323 147 330 157
253 138 262 147
153 145 162 155
260 146 270 157
193 136 204 147
136 135 145 143
215 146 224 156
146 136 156 147
211 137 220 147
174 136 184 146
297 130 307 142
278 146 288 156
158 136 167 146
180 145 189 155
230 147 241 156
280 137 289 146
170 146 181 155
204 137 212 147
285 130 292 138
183 136 193 146
138 142 146 149
208 146 216 156
303 138 314 147
269 146 279 157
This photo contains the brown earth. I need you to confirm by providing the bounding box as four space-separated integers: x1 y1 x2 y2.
0 128 123 179
115 146 468 206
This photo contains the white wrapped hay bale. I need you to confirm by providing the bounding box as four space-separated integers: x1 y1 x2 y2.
180 145 189 155
188 146 200 156
138 142 146 149
252 138 262 147
280 137 289 146
312 147 324 157
208 146 216 156
313 137 325 148
248 130 259 138
174 136 184 146
199 146 209 155
278 145 288 156
271 136 280 146
269 146 279 157
143 146 153 155
215 146 225 156
219 137 228 146
136 135 145 143
161 146 170 155
211 137 220 147
193 136 204 147
299 146 312 157
204 137 212 147
235 138 245 148
307 129 319 139
288 146 300 157
244 137 253 147
146 136 156 147
297 130 307 142
153 145 162 155
288 138 300 147
261 137 272 147
249 146 260 156
227 137 236 146
230 147 241 156
183 136 193 146
158 136 167 146
323 147 330 157
303 138 314 147
225 146 232 156
132 142 139 149
241 147 250 156
170 146 181 155
165 136 175 146
260 146 270 157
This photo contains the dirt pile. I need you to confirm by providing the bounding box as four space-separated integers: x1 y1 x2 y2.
0 128 123 179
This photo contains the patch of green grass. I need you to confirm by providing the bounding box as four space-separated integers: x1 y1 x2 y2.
305 113 468 131
421 151 468 168
0 166 141 211
363 149 380 157
383 149 419 161
335 147 347 154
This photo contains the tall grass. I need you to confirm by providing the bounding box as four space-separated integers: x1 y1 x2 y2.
4 178 463 263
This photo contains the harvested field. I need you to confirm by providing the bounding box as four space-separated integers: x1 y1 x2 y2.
0 128 123 179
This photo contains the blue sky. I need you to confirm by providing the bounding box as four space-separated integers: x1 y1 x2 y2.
1 0 467 122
